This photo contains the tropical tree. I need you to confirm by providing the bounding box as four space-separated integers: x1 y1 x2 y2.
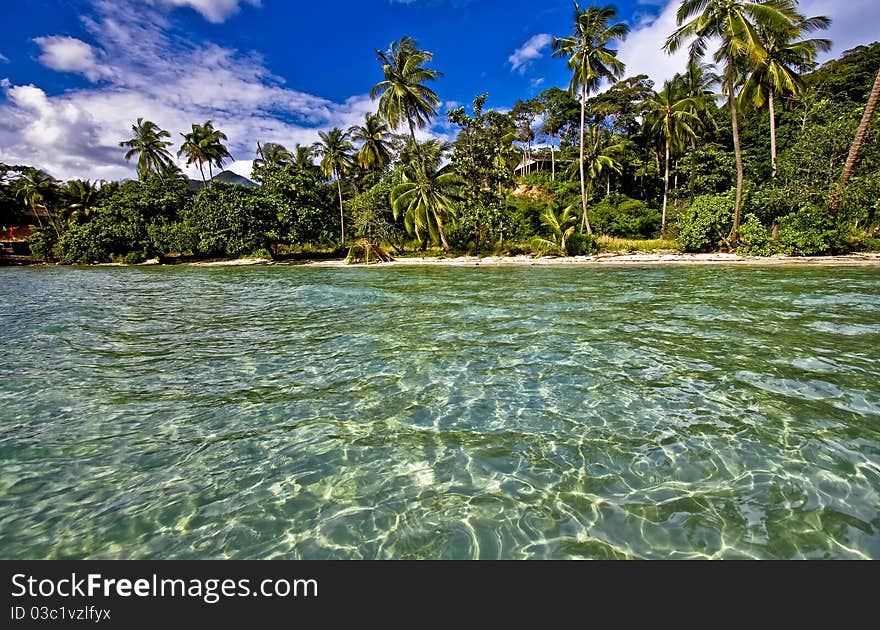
672 58 720 198
665 0 803 243
533 205 578 256
200 121 232 181
313 128 355 244
538 87 580 181
292 144 319 174
119 118 175 180
390 140 461 251
831 67 880 213
15 168 59 235
553 3 629 234
740 3 831 176
645 81 699 232
371 37 442 148
62 179 101 226
178 121 232 187
564 125 624 230
254 142 294 170
350 113 393 171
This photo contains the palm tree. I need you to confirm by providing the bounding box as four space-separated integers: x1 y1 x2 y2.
178 121 232 187
350 113 393 172
740 3 830 177
63 179 101 226
673 58 720 199
553 3 629 234
665 0 802 243
533 205 578 256
831 68 880 213
119 118 175 180
645 81 699 233
391 140 461 252
564 125 624 231
313 128 355 244
16 168 59 235
254 142 294 169
371 37 442 148
200 121 232 181
292 144 320 175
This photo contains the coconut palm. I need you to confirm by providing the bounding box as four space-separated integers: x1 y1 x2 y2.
200 121 232 181
740 3 831 177
313 128 355 244
553 3 629 234
390 140 461 251
119 118 175 180
371 37 442 147
63 179 101 226
350 113 393 172
672 58 720 199
665 0 803 243
533 205 579 256
254 142 294 170
291 144 320 175
645 81 699 233
15 168 59 235
564 125 624 230
831 68 880 214
178 121 232 187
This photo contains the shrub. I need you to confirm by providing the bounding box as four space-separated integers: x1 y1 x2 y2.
676 191 735 253
737 214 774 256
566 231 598 256
777 205 846 256
591 194 661 238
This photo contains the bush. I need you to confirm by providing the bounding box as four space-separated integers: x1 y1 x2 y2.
591 194 661 238
567 231 598 256
676 191 735 253
777 205 846 256
737 213 774 256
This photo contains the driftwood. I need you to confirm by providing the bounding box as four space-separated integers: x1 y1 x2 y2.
345 239 395 264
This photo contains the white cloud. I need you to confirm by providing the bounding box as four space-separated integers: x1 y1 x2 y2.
530 77 545 88
509 33 553 74
0 1 393 181
617 0 878 89
34 36 113 83
0 53 9 63
147 0 260 23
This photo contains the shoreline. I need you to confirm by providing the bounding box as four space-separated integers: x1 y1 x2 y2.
194 252 880 267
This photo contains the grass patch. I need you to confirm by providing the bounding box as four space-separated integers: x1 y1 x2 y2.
598 236 680 253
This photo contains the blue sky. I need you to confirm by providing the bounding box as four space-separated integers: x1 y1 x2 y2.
0 0 873 181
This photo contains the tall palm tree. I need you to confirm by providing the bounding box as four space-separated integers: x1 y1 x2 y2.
313 128 355 244
553 3 629 234
254 142 294 169
178 124 211 186
665 0 802 243
350 113 393 172
673 58 720 199
371 37 442 148
740 3 830 177
200 121 232 181
119 118 175 180
391 140 461 252
16 168 59 235
645 81 699 233
832 68 880 214
292 144 320 175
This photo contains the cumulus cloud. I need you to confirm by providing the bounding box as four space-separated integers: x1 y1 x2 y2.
0 1 388 181
0 53 9 63
509 34 553 74
147 0 261 23
34 36 113 82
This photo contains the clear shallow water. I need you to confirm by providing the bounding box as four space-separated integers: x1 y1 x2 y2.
1 264 879 559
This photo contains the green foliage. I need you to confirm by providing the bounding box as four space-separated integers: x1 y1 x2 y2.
777 205 846 255
676 191 735 253
185 183 275 257
348 170 404 248
566 231 598 256
591 194 661 238
737 213 774 256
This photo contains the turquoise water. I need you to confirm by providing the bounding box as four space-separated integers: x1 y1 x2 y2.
1 264 879 559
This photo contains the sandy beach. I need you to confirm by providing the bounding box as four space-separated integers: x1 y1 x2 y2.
184 252 880 268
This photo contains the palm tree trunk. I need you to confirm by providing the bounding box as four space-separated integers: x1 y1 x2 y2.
198 162 207 188
830 68 880 214
336 176 345 245
578 82 592 234
550 130 556 181
729 78 745 245
662 140 670 235
690 136 697 201
769 89 778 178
